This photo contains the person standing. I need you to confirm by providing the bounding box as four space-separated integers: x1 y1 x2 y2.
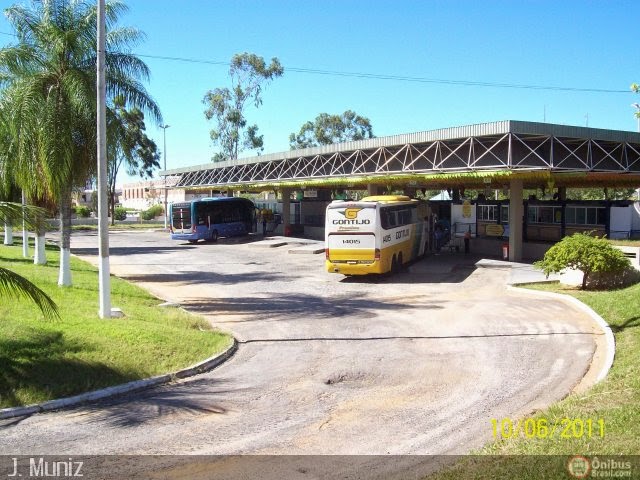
434 224 443 253
464 227 471 254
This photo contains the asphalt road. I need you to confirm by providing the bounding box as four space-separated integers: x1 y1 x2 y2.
0 231 601 476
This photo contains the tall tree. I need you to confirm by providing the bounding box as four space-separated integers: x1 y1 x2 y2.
203 53 283 161
0 0 161 286
107 95 160 224
0 89 53 264
289 110 374 149
565 188 636 200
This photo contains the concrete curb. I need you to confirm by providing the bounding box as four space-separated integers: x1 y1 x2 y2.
0 339 238 420
506 285 615 384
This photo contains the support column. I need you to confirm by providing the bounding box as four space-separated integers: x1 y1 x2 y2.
508 179 523 262
226 189 234 198
281 187 291 235
557 187 566 201
367 184 381 196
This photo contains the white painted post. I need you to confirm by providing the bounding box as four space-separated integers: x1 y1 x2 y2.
97 0 111 318
3 225 12 245
34 233 46 265
21 190 28 258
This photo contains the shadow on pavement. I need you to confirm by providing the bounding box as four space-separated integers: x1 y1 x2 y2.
181 292 437 322
339 254 484 285
83 377 237 428
121 270 292 286
71 245 196 256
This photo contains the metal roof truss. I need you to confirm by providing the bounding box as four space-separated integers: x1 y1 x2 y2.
174 132 640 188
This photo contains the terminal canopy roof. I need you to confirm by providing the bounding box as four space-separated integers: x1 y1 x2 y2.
163 121 640 192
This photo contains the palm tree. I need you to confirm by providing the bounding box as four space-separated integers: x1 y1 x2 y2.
0 0 161 286
0 201 58 319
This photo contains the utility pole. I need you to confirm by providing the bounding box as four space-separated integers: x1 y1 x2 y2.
97 0 111 318
160 124 170 229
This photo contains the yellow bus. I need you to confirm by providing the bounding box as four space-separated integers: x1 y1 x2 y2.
325 195 429 275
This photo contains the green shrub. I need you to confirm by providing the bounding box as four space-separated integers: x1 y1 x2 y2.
75 206 91 218
534 232 631 289
142 204 164 220
113 206 127 221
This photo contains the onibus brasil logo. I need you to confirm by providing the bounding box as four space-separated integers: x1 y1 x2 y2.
567 455 633 478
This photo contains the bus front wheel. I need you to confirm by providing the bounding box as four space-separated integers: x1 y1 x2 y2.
209 230 219 242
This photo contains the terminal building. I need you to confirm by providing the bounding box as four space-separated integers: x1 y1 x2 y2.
162 121 640 261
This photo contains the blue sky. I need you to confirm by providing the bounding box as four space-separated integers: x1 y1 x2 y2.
0 0 639 184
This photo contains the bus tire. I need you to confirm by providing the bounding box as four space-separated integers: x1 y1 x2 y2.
209 230 219 242
188 240 198 244
398 252 404 271
391 254 399 274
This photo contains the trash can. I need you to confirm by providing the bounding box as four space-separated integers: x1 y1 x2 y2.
502 243 509 260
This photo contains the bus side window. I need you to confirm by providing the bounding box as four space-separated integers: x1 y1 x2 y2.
211 207 222 224
398 208 410 226
387 210 397 228
232 207 241 222
380 209 389 229
410 205 418 223
196 204 206 225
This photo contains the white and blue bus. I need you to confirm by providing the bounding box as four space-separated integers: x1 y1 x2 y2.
170 197 256 243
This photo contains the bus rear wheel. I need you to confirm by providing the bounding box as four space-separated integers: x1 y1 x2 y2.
391 254 400 274
209 230 219 242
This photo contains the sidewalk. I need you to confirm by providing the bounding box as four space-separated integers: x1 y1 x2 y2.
409 251 559 285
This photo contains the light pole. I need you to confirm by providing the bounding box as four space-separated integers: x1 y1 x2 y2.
634 105 640 200
159 124 170 229
632 103 640 133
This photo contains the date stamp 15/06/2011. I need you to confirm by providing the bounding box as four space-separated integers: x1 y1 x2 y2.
491 417 605 440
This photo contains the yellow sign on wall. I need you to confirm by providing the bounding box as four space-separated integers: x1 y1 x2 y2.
462 200 472 218
485 224 505 237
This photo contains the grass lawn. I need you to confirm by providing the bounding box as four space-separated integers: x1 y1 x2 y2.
0 242 232 409
431 281 640 478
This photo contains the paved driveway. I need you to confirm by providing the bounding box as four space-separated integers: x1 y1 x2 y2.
0 231 600 462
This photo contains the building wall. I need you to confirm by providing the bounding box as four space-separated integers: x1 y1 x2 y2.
120 176 182 210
